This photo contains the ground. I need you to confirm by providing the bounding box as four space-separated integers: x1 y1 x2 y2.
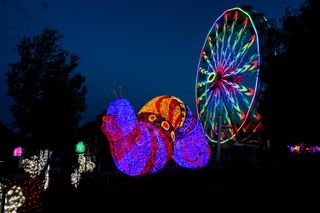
2 149 319 212
42 157 319 212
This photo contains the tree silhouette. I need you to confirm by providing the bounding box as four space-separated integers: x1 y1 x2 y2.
6 29 87 151
0 122 14 161
261 0 318 145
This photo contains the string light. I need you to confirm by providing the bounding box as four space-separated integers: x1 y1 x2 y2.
4 186 25 213
43 165 50 190
1 177 44 212
71 154 96 188
78 154 96 173
20 150 49 178
288 143 320 154
0 182 4 211
71 169 81 188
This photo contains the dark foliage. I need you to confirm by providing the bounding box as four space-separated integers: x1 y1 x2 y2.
6 29 87 151
260 0 318 145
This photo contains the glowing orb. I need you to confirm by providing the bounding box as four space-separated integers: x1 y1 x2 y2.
13 146 23 157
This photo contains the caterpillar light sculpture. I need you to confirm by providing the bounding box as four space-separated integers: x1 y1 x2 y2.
101 95 211 176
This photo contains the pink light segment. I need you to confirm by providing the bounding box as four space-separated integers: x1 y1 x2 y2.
13 146 23 157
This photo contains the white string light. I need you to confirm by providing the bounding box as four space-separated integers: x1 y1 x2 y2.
20 150 49 178
70 154 96 188
4 186 25 213
43 165 50 190
0 182 4 211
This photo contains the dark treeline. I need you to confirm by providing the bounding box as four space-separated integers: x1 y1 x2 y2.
260 0 318 146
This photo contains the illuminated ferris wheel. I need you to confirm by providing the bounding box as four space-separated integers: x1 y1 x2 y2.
196 7 264 144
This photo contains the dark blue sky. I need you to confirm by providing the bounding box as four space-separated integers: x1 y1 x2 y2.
0 0 304 126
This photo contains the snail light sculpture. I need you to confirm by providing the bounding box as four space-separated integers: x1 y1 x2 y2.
101 95 211 176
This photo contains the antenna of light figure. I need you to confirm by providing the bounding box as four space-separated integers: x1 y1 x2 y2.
112 84 124 98
119 85 123 98
112 88 118 98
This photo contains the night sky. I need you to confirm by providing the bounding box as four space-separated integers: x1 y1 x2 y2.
0 0 304 126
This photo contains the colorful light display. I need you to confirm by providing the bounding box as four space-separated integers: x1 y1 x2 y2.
1 177 44 212
173 113 211 168
195 7 262 143
13 146 23 157
101 96 211 176
106 121 162 176
138 112 175 142
78 154 96 173
75 141 86 154
71 154 96 188
20 150 49 178
102 99 152 176
288 143 320 154
4 186 25 213
106 98 137 140
140 99 211 169
139 96 186 130
146 123 172 173
43 165 50 190
71 169 81 188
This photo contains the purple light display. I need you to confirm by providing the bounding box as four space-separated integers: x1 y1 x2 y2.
144 122 172 173
288 143 320 154
106 98 136 139
173 121 211 168
112 122 153 176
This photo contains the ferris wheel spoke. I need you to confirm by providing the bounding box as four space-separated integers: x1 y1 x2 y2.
224 62 258 80
221 49 234 70
234 88 253 108
196 81 207 89
219 13 229 64
231 91 249 121
231 16 248 52
234 36 256 70
197 67 211 76
198 90 213 117
227 11 238 47
227 10 239 52
201 91 219 139
233 35 250 69
226 80 255 98
227 53 258 76
209 92 219 135
197 88 212 104
220 80 253 124
214 23 224 64
222 50 242 73
221 56 237 75
220 90 240 138
224 12 237 59
196 89 211 117
207 36 219 66
226 15 251 71
201 50 216 72
220 83 244 123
